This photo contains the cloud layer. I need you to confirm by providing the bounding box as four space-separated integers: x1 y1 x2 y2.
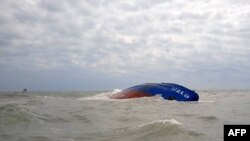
1 0 250 90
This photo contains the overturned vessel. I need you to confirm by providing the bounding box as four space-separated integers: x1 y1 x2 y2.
110 83 199 101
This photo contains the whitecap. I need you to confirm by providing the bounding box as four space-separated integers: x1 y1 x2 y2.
77 89 122 101
136 119 182 128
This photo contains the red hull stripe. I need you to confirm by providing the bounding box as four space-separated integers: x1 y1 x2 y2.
110 90 151 99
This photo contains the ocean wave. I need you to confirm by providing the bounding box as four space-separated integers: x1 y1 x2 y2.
77 89 122 101
0 104 33 125
0 104 52 126
74 119 204 141
0 104 92 125
198 116 218 122
118 119 204 141
18 136 53 141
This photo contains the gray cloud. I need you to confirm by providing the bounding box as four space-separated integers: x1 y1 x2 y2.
0 0 250 90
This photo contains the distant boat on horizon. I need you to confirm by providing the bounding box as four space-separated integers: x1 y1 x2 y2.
22 88 27 92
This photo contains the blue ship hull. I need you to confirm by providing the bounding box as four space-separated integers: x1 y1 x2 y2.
110 83 199 101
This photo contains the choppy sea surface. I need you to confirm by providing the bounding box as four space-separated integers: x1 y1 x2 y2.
0 90 250 141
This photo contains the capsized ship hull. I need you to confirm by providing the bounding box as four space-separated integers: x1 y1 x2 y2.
110 83 199 101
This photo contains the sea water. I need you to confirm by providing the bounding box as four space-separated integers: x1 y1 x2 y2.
0 90 250 141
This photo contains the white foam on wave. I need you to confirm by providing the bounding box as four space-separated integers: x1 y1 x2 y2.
42 95 66 100
137 119 182 128
77 89 122 101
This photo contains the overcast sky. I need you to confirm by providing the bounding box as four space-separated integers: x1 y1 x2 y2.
0 0 250 91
